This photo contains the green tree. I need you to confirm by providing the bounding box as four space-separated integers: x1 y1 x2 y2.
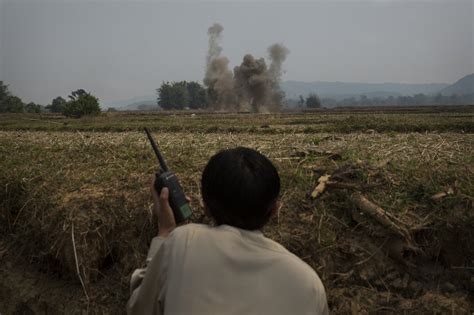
48 96 67 113
0 81 25 113
157 82 173 110
306 93 321 108
63 89 101 117
157 81 191 110
25 102 41 113
0 81 10 109
187 81 208 109
0 81 30 112
4 96 24 113
170 81 189 110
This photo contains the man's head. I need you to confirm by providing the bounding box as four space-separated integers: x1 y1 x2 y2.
201 147 280 230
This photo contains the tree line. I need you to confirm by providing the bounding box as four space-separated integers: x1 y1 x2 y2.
0 81 100 117
288 92 474 108
0 81 42 113
156 81 323 110
157 81 208 110
3 78 471 114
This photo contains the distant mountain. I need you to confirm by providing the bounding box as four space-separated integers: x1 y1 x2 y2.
440 74 474 96
103 95 156 110
103 77 470 110
281 80 449 100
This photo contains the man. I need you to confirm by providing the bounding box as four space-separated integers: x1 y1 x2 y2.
127 147 329 314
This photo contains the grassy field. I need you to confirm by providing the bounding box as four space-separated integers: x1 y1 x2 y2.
1 105 473 133
1 106 473 313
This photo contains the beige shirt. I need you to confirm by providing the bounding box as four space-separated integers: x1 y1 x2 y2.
127 224 329 315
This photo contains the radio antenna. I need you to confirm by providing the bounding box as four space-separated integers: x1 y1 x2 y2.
144 127 169 172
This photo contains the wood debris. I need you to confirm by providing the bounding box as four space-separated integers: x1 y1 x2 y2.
310 175 331 199
349 192 413 243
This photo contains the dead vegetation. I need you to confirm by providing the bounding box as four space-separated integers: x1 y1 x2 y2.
0 110 473 313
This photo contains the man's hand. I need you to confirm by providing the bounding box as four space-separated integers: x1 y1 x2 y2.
151 177 177 237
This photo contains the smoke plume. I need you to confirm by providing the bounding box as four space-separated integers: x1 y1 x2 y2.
203 23 289 112
268 43 290 83
267 43 290 108
203 23 236 110
206 23 224 64
233 55 272 112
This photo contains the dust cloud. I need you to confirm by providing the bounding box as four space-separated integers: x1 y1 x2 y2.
203 23 289 112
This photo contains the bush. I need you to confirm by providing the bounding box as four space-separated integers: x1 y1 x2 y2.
64 89 101 118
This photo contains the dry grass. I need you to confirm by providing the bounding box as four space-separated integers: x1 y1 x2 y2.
0 110 473 313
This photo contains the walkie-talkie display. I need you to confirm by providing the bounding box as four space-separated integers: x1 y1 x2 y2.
144 127 192 223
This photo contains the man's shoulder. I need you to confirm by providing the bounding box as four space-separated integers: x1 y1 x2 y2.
165 223 211 243
171 223 211 236
276 247 320 279
270 248 326 299
253 235 323 287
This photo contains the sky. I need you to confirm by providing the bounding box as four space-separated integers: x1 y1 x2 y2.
0 0 472 105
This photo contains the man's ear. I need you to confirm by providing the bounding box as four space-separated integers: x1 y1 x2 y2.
270 201 281 217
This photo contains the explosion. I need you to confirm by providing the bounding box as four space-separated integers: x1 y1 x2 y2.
203 23 289 112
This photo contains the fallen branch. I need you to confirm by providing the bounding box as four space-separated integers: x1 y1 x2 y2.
349 192 413 243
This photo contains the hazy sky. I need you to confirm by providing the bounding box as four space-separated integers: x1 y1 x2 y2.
0 0 472 105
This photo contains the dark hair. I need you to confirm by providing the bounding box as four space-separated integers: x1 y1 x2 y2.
201 147 280 230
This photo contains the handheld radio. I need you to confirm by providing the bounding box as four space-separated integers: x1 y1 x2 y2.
144 127 192 223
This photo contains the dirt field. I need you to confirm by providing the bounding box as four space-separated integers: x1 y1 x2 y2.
1 106 473 314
